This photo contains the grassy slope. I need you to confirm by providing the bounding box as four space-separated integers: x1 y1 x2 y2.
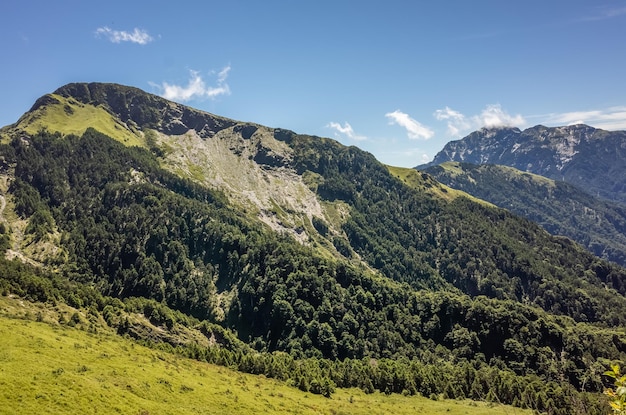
438 162 557 188
386 165 493 206
424 161 626 266
0 296 530 415
0 93 346 256
1 94 144 147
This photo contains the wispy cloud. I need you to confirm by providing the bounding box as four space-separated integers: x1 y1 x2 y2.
380 147 432 165
434 106 471 136
327 121 367 141
434 104 525 137
577 5 626 22
376 143 433 166
385 110 434 140
436 105 626 136
95 27 153 45
153 67 231 102
534 106 626 131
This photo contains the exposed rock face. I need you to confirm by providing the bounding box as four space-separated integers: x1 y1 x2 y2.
420 124 626 204
53 82 237 138
154 124 324 244
11 82 337 249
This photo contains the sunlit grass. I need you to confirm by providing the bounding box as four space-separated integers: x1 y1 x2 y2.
6 94 145 147
387 165 492 206
0 300 531 415
437 162 557 189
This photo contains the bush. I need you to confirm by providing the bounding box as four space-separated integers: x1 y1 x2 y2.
605 364 626 414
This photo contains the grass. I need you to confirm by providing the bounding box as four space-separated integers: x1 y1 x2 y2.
438 162 557 189
4 94 145 147
0 296 531 415
437 161 470 177
497 165 557 188
387 165 492 206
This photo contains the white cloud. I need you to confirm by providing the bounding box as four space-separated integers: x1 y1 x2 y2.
154 67 231 102
95 27 153 45
420 153 433 163
434 106 471 136
475 104 525 128
433 104 626 137
327 121 367 141
434 104 525 137
385 110 434 140
377 146 433 167
537 106 626 131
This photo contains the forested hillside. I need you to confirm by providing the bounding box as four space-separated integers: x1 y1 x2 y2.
1 84 626 414
423 162 626 267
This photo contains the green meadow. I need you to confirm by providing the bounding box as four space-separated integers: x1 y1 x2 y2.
0 297 530 415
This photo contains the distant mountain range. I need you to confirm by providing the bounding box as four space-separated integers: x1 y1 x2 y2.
418 124 626 267
418 124 626 204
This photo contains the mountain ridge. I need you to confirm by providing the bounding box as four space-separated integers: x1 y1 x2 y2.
1 83 345 248
423 161 626 266
418 124 626 204
52 82 239 138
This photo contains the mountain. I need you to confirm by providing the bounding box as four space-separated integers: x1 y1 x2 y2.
423 162 626 266
418 124 626 204
1 83 625 414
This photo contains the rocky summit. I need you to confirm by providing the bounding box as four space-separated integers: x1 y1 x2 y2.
419 124 626 204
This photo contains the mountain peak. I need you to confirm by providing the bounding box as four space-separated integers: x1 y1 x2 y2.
0 82 332 249
50 82 237 138
53 82 147 103
421 123 626 204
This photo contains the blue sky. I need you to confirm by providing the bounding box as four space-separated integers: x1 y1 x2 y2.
2 1 626 167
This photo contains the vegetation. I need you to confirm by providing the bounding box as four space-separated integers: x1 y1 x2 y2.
1 85 626 414
1 245 617 413
3 93 144 146
292 135 626 320
386 164 490 205
424 162 626 267
0 301 535 415
605 364 626 414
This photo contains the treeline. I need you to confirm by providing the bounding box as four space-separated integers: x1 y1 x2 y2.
180 346 609 414
5 129 234 320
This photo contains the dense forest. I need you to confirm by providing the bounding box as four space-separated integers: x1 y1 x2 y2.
291 135 626 322
423 162 626 267
2 128 626 414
